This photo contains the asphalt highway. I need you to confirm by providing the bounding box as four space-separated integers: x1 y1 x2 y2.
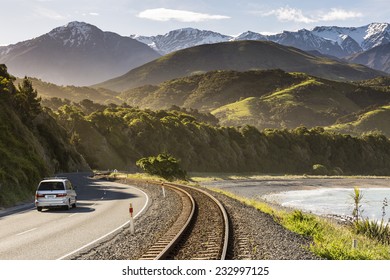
0 173 149 260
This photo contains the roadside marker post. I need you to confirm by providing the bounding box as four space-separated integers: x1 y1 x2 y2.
129 203 135 234
352 239 358 249
162 185 166 198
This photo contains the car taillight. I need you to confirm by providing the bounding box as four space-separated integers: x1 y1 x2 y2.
56 193 67 197
35 193 45 198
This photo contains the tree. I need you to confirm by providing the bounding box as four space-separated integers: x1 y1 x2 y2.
14 77 42 121
136 153 187 181
0 64 16 96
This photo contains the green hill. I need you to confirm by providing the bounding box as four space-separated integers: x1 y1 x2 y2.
95 41 385 92
118 69 390 130
119 69 306 110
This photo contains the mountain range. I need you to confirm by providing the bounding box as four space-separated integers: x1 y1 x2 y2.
0 22 160 86
132 22 390 57
132 23 390 73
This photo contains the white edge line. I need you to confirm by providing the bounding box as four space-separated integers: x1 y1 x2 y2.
16 228 37 236
56 186 149 260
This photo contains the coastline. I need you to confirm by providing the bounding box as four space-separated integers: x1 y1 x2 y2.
199 176 390 223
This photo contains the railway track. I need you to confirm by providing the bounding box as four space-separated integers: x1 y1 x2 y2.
139 182 229 260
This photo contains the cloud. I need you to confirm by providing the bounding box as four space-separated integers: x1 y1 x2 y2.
263 6 362 23
319 8 363 21
263 7 315 23
137 8 230 22
88 12 100 16
34 7 65 20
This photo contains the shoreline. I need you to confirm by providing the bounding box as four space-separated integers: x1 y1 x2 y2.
199 176 390 223
198 176 390 197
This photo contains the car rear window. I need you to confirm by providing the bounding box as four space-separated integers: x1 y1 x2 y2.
38 182 65 191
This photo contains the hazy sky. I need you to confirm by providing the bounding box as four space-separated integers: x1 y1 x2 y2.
1 0 389 45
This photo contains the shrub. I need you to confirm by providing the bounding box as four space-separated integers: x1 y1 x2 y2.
136 153 187 181
312 164 328 175
354 219 390 245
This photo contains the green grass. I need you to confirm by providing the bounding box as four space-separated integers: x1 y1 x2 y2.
262 78 321 102
210 188 390 260
211 97 255 120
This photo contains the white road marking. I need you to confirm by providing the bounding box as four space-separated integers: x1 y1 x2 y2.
16 228 37 236
56 186 149 260
68 213 79 218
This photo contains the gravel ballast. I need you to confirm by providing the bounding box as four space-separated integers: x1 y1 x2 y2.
72 180 182 260
209 190 320 260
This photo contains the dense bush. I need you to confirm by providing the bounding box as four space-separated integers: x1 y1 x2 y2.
136 153 187 181
52 100 390 175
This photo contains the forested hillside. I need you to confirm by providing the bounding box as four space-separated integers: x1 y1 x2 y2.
0 65 89 207
48 100 390 176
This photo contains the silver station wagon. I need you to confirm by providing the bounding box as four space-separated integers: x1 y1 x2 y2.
35 177 77 211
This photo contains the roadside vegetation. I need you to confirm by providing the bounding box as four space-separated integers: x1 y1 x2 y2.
0 65 88 207
351 187 390 245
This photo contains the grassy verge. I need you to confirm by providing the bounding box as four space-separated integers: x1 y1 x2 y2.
211 188 390 260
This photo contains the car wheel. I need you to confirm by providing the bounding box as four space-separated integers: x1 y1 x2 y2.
64 199 71 210
37 207 42 212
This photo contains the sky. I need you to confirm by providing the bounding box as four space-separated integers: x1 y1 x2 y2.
1 0 389 45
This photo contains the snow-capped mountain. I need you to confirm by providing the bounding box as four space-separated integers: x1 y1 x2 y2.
133 23 390 59
267 29 347 57
0 21 160 85
312 23 390 52
231 31 268 41
131 28 232 55
338 35 363 55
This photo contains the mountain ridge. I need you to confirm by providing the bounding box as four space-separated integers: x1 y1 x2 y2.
95 40 386 92
347 43 390 73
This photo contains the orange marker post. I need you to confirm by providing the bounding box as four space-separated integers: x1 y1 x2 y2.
129 203 134 218
129 203 135 234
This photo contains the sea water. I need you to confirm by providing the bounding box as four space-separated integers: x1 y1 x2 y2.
263 188 390 222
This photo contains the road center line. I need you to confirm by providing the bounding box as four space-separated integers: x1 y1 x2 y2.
16 228 37 236
68 213 79 218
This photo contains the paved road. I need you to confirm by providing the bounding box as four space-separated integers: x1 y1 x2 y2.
0 173 149 260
